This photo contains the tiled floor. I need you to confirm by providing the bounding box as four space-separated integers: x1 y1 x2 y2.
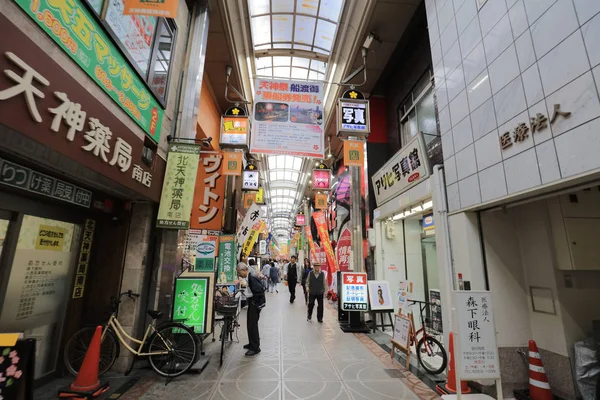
119 290 440 400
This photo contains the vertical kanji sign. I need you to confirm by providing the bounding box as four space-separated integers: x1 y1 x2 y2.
217 235 236 283
190 152 226 231
455 291 500 380
341 272 368 311
157 144 200 229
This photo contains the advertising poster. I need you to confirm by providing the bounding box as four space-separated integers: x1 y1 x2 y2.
220 117 249 146
423 212 435 231
157 144 200 229
398 280 412 314
367 280 394 311
341 272 368 311
194 235 218 272
123 0 179 18
429 289 443 332
313 211 338 283
393 314 411 348
241 220 265 259
173 277 208 333
251 79 324 158
217 235 236 283
190 152 225 231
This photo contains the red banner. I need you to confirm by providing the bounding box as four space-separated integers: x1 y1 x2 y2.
313 211 338 285
305 225 317 262
336 227 352 272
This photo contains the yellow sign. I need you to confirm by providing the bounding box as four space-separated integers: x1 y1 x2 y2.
343 140 365 167
256 188 264 204
36 226 65 251
123 0 179 18
0 333 19 346
315 193 328 209
241 220 265 259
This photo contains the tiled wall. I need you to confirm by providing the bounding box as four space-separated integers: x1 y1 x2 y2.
425 0 600 212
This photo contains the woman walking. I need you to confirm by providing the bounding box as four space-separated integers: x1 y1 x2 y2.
301 258 313 305
269 260 280 293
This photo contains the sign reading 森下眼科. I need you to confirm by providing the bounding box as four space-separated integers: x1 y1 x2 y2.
455 291 500 380
190 152 226 231
217 235 236 283
13 0 164 143
156 144 200 229
0 17 164 201
371 134 430 207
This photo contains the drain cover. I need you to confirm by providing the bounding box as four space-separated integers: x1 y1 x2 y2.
384 368 405 379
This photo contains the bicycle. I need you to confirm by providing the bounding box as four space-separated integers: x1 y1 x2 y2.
64 290 198 378
213 286 243 367
407 299 448 375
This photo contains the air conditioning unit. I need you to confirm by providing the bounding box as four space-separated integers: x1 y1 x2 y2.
385 223 395 239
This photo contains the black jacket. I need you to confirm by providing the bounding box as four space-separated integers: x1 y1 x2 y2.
248 274 266 308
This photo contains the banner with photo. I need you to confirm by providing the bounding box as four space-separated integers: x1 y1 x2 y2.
250 79 324 158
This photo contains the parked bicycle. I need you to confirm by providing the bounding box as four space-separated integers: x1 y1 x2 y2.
213 286 242 367
64 290 197 378
407 299 448 375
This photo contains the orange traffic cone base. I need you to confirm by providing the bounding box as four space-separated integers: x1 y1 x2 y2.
57 382 110 399
435 382 472 395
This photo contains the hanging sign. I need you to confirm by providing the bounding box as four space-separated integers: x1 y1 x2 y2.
255 188 264 204
341 272 368 311
337 90 370 138
241 220 265 259
157 144 200 229
236 203 262 247
217 235 236 283
315 193 328 209
243 192 256 208
343 140 365 167
259 240 267 255
250 79 325 158
313 168 331 190
222 152 243 176
296 214 306 226
195 235 218 272
190 152 226 231
242 165 259 191
455 291 500 379
123 0 179 18
372 134 430 207
220 113 249 148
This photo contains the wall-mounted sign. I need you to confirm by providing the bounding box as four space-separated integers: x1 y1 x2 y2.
72 219 95 298
12 0 163 142
220 116 249 148
217 235 236 283
250 79 325 158
0 159 92 208
372 134 430 207
341 272 368 311
243 165 259 191
313 169 331 190
423 212 434 231
243 192 256 208
343 140 365 167
194 235 218 272
296 214 306 226
222 152 243 176
499 104 571 151
157 144 200 229
124 0 179 18
315 193 328 209
190 152 225 231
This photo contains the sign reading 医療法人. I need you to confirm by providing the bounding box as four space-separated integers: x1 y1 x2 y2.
190 152 226 231
455 291 500 380
156 144 201 229
217 235 236 283
13 0 164 142
371 134 430 207
251 79 324 158
341 272 368 311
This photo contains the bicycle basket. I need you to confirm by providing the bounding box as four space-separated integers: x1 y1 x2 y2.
215 295 238 315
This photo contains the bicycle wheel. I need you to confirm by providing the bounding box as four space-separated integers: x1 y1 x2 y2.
64 326 119 376
148 323 197 378
220 318 230 367
416 336 447 375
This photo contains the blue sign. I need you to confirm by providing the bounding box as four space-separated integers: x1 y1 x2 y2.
423 212 435 231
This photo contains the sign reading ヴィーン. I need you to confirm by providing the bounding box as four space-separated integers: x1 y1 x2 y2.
157 144 200 229
0 16 164 201
190 152 225 231
251 79 324 158
13 0 164 142
372 134 430 207
455 291 500 379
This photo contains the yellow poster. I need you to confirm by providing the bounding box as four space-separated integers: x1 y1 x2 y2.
256 188 264 204
241 220 265 259
35 226 66 251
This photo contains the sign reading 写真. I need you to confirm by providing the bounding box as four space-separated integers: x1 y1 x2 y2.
337 98 370 137
14 0 164 142
341 272 368 311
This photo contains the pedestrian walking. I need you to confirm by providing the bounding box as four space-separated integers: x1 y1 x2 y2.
237 262 265 356
301 258 313 305
261 260 271 292
306 263 327 322
269 261 280 293
284 255 302 304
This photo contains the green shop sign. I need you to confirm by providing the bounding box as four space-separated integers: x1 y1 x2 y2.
217 235 236 283
173 276 207 334
14 0 164 142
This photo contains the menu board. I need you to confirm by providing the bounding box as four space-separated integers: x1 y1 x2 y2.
341 272 368 311
173 276 208 334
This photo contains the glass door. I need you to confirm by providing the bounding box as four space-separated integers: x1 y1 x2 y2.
0 215 80 379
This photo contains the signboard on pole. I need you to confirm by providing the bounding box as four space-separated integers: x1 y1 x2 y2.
315 193 328 209
313 169 331 190
220 116 249 147
217 235 236 283
194 234 218 272
296 214 306 226
343 140 365 167
371 134 430 207
337 99 370 137
190 152 225 231
455 291 500 380
157 144 200 229
222 152 243 176
242 166 259 191
341 272 368 311
250 79 324 158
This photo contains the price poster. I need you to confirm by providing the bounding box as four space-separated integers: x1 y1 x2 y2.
341 272 368 311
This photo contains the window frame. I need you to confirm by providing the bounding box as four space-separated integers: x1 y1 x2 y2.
398 70 434 148
82 0 178 108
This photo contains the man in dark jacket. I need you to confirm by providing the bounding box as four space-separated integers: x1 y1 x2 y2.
237 262 265 356
306 263 327 322
284 255 301 304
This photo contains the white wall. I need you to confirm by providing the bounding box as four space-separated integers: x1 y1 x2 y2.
448 212 486 289
378 219 407 315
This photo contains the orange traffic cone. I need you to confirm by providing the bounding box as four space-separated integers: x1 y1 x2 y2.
528 340 553 400
58 326 110 398
436 332 471 395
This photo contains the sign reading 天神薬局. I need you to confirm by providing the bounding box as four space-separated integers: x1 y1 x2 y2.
190 152 225 231
371 134 430 207
12 0 164 142
157 144 200 229
0 19 164 201
251 79 324 158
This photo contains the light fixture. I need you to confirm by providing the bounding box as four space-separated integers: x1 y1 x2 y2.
410 205 423 213
423 201 433 210
315 161 320 166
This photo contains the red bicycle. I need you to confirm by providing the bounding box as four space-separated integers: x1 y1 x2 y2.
407 299 448 375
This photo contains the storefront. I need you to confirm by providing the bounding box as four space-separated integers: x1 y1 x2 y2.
0 13 165 381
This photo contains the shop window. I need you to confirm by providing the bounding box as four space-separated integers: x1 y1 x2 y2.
83 0 177 105
398 71 436 148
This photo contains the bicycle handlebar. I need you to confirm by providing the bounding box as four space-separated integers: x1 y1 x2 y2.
121 290 140 299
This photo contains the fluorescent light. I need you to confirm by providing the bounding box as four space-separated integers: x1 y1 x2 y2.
411 205 423 213
423 201 433 210
469 75 488 92
392 213 404 221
